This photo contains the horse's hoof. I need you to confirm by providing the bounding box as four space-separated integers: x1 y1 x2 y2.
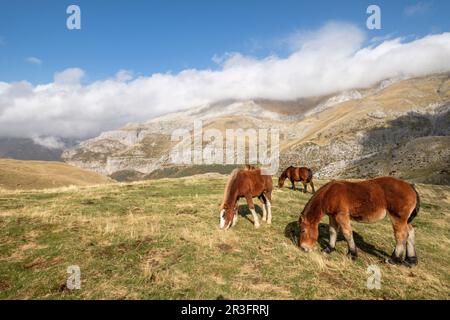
254 223 260 229
386 257 403 265
322 246 335 254
404 256 418 267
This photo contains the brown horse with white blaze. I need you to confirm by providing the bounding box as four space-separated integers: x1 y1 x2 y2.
298 177 420 266
278 166 315 193
220 168 273 230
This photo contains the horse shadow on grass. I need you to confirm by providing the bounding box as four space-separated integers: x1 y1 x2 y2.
238 204 265 224
284 221 389 260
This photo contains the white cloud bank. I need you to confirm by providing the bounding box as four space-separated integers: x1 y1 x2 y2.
1 22 450 143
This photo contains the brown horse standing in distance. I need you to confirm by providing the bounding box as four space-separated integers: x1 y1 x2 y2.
220 168 273 229
278 166 315 193
298 177 420 266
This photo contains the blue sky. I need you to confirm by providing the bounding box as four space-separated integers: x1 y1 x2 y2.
1 0 449 84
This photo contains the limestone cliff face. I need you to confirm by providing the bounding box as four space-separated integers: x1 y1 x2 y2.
62 74 450 184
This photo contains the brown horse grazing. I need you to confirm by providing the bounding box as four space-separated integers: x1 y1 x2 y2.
220 168 273 229
298 177 420 266
278 166 315 193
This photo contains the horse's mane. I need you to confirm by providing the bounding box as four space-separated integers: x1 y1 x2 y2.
222 169 240 208
301 181 333 218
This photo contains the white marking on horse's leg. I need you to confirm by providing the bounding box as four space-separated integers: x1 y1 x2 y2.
393 240 406 259
219 209 226 229
347 235 356 253
329 221 338 249
250 209 260 228
232 212 238 227
341 228 357 258
266 201 272 224
261 202 267 222
406 226 416 257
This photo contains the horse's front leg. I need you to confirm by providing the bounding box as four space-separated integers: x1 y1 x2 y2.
245 195 260 228
323 215 338 254
232 202 239 227
291 180 295 191
336 214 357 260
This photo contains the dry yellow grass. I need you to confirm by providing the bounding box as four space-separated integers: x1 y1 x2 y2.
0 159 113 190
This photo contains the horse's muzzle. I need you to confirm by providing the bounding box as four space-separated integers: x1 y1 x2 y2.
300 244 312 253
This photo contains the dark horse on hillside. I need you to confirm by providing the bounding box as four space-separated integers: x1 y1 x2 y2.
220 168 273 229
278 166 315 193
298 177 420 266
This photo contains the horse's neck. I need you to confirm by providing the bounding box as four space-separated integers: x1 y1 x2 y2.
223 188 238 208
304 199 323 225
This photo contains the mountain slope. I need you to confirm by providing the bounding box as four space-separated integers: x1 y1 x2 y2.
0 159 113 190
62 73 450 184
0 138 77 161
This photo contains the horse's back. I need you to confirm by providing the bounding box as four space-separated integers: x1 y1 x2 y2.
288 166 311 181
235 169 272 196
372 177 417 215
320 177 416 221
319 180 384 214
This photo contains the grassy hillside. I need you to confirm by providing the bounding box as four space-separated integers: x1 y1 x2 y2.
0 177 449 299
0 159 113 190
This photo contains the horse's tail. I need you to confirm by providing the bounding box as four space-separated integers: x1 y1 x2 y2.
306 168 313 183
279 167 288 179
408 184 420 224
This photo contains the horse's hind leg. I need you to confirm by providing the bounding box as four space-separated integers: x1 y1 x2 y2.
302 181 307 193
323 216 338 254
291 180 296 191
264 192 272 224
336 214 357 260
310 180 315 193
259 195 267 222
388 220 408 265
405 224 418 266
246 195 260 228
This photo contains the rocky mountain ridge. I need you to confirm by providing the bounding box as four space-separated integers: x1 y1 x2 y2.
62 73 450 184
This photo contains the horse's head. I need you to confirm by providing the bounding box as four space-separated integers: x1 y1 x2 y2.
219 204 237 230
298 215 318 252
